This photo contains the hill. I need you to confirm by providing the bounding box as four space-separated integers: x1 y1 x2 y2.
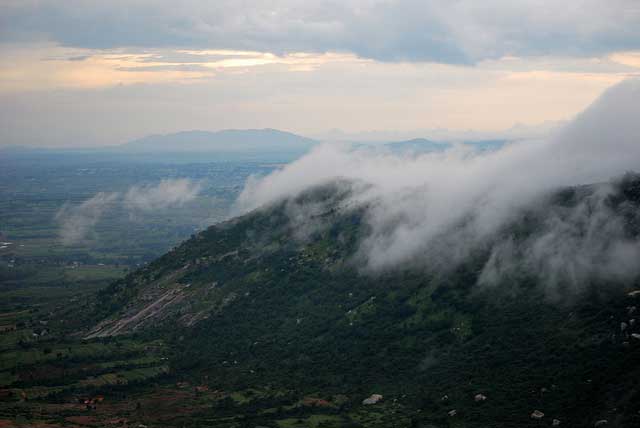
82 174 640 427
120 129 318 155
385 138 450 154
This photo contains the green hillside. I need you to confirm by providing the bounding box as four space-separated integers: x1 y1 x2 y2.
78 175 640 427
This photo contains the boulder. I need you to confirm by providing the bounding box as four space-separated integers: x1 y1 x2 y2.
474 393 487 402
448 409 457 417
594 420 608 427
552 419 561 426
531 410 545 420
362 394 383 405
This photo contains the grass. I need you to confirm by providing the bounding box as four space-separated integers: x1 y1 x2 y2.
0 340 150 371
79 365 169 387
0 371 17 388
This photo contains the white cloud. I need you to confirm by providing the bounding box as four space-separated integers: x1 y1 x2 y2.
55 192 119 245
123 178 203 211
55 179 202 245
2 1 640 64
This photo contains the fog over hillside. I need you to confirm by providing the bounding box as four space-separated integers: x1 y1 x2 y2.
238 79 640 293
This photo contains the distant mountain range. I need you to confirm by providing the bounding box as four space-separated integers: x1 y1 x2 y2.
120 131 508 155
1 130 510 163
384 138 451 153
0 128 320 163
384 137 509 154
119 128 318 154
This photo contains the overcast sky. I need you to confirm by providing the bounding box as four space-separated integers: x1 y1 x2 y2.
1 0 640 147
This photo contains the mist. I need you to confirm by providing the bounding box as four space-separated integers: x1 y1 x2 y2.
55 192 119 246
123 179 203 212
56 178 202 244
237 79 640 292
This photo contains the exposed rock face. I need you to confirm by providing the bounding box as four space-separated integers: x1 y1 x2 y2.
85 258 240 338
362 394 383 405
86 286 186 338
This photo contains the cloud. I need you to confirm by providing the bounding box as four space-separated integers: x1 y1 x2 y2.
55 179 202 244
123 178 203 211
2 1 640 64
479 184 640 295
237 78 640 293
55 192 119 245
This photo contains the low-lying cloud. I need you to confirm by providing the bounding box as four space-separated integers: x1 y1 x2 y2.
55 192 119 246
56 178 202 245
237 79 640 293
123 178 203 212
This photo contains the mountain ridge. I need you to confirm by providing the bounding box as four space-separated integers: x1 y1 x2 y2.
119 128 318 153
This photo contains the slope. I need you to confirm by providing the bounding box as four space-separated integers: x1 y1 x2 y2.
88 175 640 427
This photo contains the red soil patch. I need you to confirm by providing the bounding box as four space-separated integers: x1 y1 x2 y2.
22 423 60 428
64 416 97 426
302 397 333 408
104 418 129 425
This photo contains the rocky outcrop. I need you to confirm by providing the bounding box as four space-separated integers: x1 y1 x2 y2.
531 410 544 420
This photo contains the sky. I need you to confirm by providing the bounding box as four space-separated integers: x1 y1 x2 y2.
1 1 640 147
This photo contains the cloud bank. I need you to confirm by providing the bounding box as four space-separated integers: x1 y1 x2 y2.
237 79 640 292
56 178 202 245
3 1 640 64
